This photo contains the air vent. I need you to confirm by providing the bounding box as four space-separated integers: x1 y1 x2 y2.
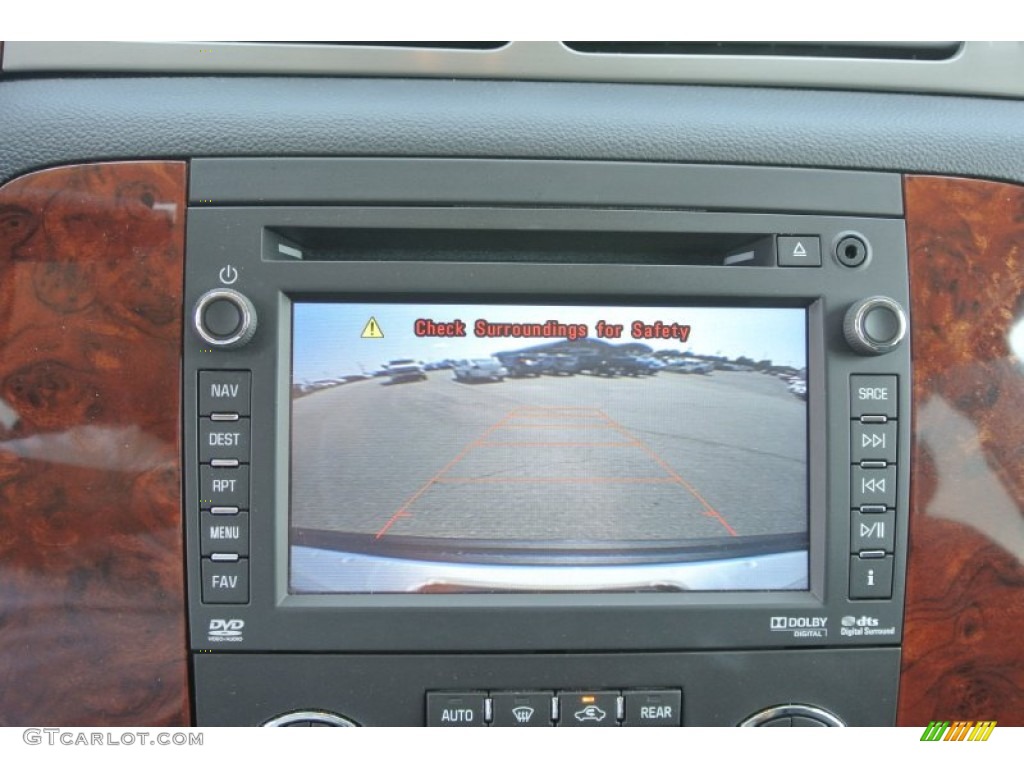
563 41 962 61
270 41 509 51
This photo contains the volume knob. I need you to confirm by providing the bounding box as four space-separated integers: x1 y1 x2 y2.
194 288 258 349
843 297 907 356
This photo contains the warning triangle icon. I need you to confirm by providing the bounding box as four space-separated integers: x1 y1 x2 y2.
793 242 807 257
361 317 384 339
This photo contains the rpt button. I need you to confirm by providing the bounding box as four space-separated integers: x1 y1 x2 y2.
200 465 250 509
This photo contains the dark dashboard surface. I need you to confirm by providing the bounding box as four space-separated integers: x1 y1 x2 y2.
3 77 1024 186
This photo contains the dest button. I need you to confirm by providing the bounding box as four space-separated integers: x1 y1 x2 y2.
426 692 488 727
623 690 682 727
199 417 251 464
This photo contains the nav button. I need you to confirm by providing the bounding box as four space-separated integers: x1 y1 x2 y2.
199 371 251 416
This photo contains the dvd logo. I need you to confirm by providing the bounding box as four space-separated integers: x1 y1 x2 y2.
209 619 245 637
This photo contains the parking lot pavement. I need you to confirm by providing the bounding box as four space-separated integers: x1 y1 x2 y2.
291 370 807 545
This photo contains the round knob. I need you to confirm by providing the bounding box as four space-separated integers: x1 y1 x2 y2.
194 289 257 348
739 704 845 727
843 296 907 355
263 710 358 727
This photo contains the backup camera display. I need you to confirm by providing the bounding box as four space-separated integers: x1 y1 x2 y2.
290 302 808 593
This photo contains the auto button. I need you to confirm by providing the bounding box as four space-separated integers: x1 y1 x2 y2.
426 692 488 727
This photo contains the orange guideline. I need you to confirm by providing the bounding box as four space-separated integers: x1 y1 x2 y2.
374 406 737 538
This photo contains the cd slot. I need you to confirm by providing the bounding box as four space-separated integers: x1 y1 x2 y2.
263 227 777 267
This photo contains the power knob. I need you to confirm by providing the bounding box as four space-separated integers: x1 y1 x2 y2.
843 296 907 356
193 288 258 349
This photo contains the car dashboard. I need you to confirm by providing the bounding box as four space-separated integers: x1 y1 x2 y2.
0 41 1022 728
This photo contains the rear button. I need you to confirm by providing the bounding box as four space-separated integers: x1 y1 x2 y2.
623 690 682 726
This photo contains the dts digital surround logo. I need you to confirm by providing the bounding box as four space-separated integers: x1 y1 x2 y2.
920 721 997 741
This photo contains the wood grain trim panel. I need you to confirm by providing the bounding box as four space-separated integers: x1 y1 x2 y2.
898 175 1024 725
0 162 190 726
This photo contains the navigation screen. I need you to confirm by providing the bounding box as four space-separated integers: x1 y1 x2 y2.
289 302 809 593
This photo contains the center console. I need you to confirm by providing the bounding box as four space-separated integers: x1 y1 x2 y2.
183 159 910 726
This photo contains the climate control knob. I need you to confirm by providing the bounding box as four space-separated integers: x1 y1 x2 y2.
843 296 907 356
739 704 845 727
263 710 358 727
194 288 258 349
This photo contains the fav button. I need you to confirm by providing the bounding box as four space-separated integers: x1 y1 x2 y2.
201 558 249 604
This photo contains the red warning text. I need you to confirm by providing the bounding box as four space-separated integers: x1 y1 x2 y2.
415 318 467 337
631 321 691 342
474 319 589 341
